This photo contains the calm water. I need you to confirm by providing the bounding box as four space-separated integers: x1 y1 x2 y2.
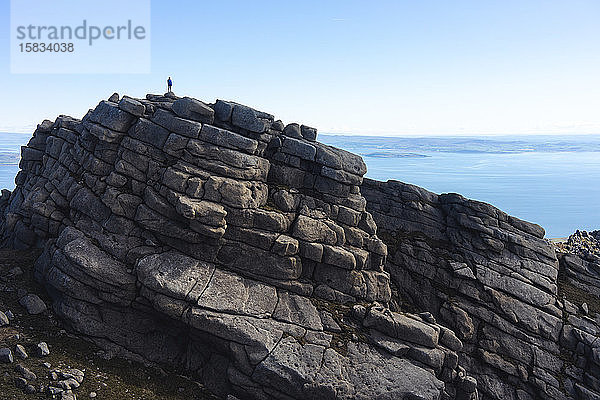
0 133 28 192
1 132 599 238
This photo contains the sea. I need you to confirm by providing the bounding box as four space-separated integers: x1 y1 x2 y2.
1 132 599 238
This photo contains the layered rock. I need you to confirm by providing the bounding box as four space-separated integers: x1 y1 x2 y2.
554 231 600 400
0 93 477 399
556 230 600 298
362 179 600 400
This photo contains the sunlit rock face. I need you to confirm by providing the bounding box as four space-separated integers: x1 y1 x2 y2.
0 92 477 400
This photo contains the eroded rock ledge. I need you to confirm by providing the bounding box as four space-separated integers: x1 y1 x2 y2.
0 92 597 400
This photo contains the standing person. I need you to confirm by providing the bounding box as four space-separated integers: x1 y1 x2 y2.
167 77 173 93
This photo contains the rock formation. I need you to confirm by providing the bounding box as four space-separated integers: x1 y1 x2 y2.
362 180 600 400
0 92 597 399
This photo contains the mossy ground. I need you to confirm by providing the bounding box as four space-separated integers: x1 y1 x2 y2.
554 249 600 315
0 248 217 400
310 298 370 356
557 271 600 315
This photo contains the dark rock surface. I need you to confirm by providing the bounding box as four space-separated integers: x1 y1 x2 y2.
362 179 600 400
0 247 218 399
555 230 600 299
0 91 597 399
19 294 47 315
0 93 476 399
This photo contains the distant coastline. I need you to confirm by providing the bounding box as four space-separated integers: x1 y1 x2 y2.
362 151 429 158
320 133 600 155
0 152 19 165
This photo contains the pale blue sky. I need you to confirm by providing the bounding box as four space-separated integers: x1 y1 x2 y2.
1 0 599 135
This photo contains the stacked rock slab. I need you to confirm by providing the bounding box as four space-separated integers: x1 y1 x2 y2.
0 93 477 399
362 179 600 400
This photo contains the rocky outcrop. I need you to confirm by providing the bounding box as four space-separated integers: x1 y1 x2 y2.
362 179 600 400
2 91 599 400
0 93 477 399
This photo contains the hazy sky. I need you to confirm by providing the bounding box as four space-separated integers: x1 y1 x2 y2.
1 0 599 135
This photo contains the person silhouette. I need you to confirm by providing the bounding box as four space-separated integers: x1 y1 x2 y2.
167 77 173 93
